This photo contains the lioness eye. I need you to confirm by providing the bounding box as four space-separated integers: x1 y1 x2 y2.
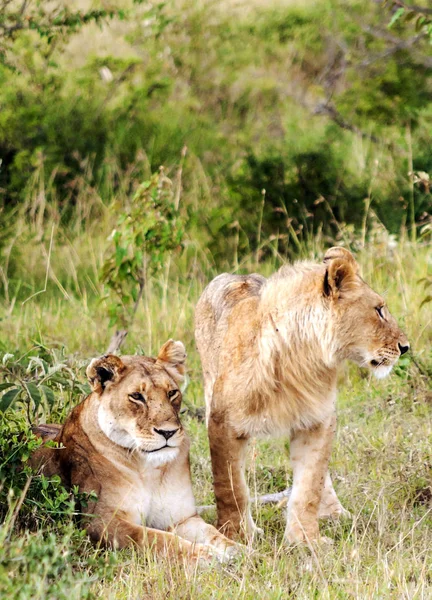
167 390 179 400
376 306 385 319
129 392 145 402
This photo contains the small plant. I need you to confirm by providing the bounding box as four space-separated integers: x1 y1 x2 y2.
386 1 432 42
0 349 90 420
101 167 184 353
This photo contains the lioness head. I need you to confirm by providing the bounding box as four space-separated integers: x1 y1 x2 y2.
323 247 409 379
86 340 187 465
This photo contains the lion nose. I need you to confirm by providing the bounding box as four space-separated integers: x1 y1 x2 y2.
154 427 178 440
398 343 409 356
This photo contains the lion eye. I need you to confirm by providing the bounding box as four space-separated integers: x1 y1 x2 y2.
129 392 145 403
167 389 179 400
376 306 385 320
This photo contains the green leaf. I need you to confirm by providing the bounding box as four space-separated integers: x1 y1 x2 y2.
115 246 127 267
41 385 55 408
388 7 405 29
78 382 91 395
26 383 42 412
0 387 21 412
415 15 426 31
420 295 432 308
0 382 15 392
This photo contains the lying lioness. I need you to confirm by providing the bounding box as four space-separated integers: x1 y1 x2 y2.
195 247 409 544
30 340 237 563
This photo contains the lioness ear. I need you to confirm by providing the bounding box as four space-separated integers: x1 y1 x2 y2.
323 246 359 272
323 247 358 297
86 355 126 394
156 339 186 384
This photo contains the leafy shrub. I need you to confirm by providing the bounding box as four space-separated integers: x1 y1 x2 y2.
0 363 115 599
0 0 431 264
101 168 184 336
0 349 89 421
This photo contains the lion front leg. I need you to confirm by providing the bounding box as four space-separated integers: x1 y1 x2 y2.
285 414 336 544
173 515 240 561
318 472 350 520
86 516 214 564
208 412 257 541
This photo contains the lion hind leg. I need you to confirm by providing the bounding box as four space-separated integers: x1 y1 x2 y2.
29 446 61 477
203 374 215 427
29 423 63 477
208 412 256 541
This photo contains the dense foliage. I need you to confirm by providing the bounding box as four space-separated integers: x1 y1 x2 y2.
0 0 430 264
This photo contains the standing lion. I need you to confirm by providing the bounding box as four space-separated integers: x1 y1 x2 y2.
195 247 409 544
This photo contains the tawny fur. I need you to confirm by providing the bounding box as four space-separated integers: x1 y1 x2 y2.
30 340 237 564
195 247 409 543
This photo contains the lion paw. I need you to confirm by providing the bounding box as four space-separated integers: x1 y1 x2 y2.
284 530 334 547
318 503 351 521
284 521 321 546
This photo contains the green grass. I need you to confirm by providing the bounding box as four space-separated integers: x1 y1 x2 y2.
0 221 431 599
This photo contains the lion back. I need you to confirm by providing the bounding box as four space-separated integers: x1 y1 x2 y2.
195 273 266 385
198 273 265 320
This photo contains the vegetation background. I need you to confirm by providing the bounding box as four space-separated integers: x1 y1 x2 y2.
0 0 431 598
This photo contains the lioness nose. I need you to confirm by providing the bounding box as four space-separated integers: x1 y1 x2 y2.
398 343 409 356
154 427 178 440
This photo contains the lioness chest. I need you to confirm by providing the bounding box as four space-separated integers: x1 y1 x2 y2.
107 458 196 530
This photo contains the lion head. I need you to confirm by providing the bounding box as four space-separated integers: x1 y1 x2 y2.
323 247 409 379
86 340 187 465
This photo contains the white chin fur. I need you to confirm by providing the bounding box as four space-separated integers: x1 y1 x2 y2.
372 364 394 380
144 447 179 466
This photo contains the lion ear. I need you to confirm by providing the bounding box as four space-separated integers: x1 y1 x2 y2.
156 339 186 384
86 355 126 394
323 247 359 272
323 247 358 297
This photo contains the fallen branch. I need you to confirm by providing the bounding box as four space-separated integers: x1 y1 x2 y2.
197 488 291 514
105 329 128 355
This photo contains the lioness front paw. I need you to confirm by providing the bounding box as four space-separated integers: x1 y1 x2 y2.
187 543 217 565
211 544 243 563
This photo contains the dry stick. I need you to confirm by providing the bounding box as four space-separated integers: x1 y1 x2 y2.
6 477 32 541
255 189 266 264
161 148 187 314
196 488 292 514
22 224 55 306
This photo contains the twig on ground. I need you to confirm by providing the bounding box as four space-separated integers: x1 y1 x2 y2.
197 488 292 514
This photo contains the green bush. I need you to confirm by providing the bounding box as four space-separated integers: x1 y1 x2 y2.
0 0 430 264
